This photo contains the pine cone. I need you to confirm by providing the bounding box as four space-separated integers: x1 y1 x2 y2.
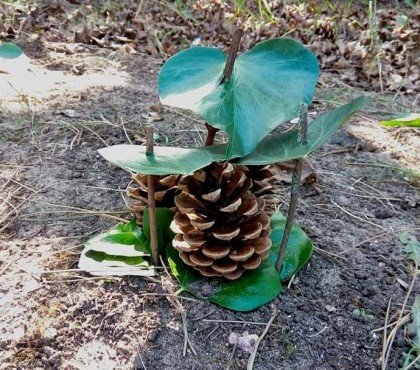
244 160 317 196
126 173 180 225
170 163 272 280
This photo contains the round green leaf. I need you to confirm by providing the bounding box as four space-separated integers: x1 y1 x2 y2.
159 38 319 158
0 43 22 59
269 213 313 281
167 243 282 312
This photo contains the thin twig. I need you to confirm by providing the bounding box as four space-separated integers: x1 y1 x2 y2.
146 125 159 266
331 200 386 230
247 307 277 370
204 28 244 147
223 28 244 83
276 103 307 272
405 354 420 370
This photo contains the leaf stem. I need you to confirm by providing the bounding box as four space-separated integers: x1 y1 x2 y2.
275 104 308 273
146 126 159 266
204 28 244 147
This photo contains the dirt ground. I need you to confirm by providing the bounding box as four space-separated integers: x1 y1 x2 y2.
0 41 419 370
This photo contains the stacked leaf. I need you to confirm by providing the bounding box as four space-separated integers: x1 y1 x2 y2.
127 173 180 224
170 162 272 280
78 221 155 276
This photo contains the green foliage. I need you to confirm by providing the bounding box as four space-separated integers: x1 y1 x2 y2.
269 213 313 281
159 38 319 158
238 96 368 165
0 43 22 59
99 97 367 175
79 209 176 276
98 144 225 176
380 113 420 128
166 212 312 311
400 232 420 266
402 296 420 369
79 220 154 276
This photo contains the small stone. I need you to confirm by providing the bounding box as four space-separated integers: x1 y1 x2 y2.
325 305 337 312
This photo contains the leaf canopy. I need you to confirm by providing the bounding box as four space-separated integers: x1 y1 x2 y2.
159 38 319 157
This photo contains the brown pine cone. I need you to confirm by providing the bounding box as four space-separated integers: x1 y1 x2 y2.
170 162 272 280
243 160 317 196
126 173 180 225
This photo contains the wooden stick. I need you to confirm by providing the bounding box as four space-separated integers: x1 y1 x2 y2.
275 104 308 273
223 28 244 83
204 28 244 147
204 123 218 146
146 126 159 266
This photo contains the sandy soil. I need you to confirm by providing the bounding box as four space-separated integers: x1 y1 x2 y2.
0 44 419 370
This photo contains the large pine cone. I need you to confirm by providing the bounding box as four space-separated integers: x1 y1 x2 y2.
170 163 272 280
126 173 180 225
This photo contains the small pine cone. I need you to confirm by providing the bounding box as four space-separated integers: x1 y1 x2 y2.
126 173 180 225
170 162 272 280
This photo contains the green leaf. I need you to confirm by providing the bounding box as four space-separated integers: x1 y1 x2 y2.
238 96 369 165
167 243 282 311
403 241 420 266
408 296 420 352
143 207 175 257
380 113 420 128
0 43 22 59
159 38 319 158
269 212 313 281
400 232 420 265
98 144 225 175
79 221 154 276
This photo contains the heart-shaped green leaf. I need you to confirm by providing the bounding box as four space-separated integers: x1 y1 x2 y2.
159 38 319 158
167 243 282 312
269 213 313 281
79 220 155 276
143 207 175 257
98 97 367 175
0 43 22 59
